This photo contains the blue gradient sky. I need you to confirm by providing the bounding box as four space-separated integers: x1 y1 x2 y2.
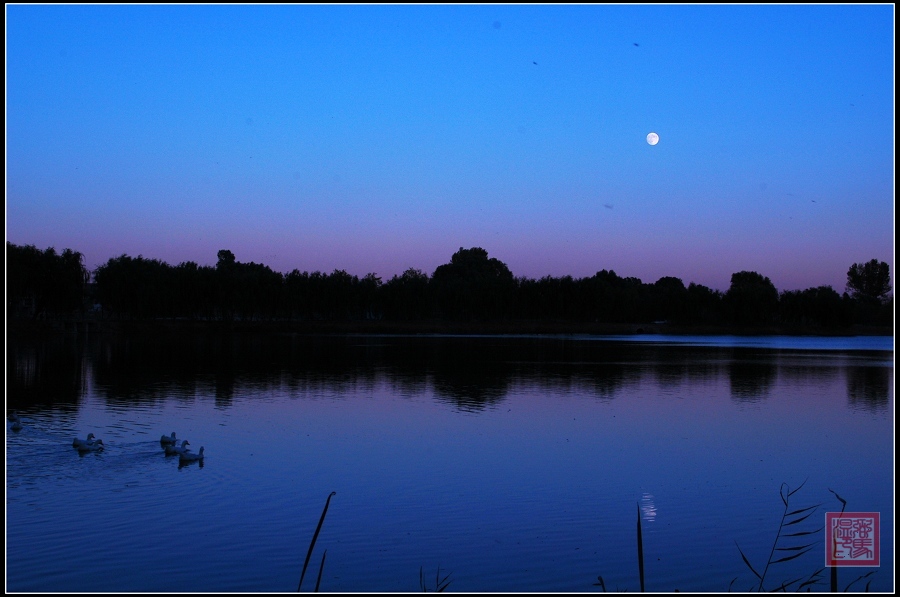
6 4 894 292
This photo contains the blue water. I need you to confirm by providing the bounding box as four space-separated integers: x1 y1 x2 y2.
6 334 894 592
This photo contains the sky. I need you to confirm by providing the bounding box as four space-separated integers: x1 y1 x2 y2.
5 4 895 293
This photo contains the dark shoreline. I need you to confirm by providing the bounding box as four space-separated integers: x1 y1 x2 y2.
6 318 893 338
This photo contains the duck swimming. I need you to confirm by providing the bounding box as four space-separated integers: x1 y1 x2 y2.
76 439 104 453
160 432 177 446
73 433 96 448
178 446 204 463
165 439 190 455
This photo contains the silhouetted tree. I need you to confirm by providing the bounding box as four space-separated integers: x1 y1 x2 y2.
684 283 725 325
724 271 779 326
94 254 174 318
618 275 650 322
58 248 91 313
358 273 383 320
651 276 688 323
515 276 555 320
233 261 283 320
516 275 585 320
846 259 892 304
323 269 357 320
585 269 621 322
17 240 894 331
778 286 850 329
383 268 430 320
581 270 650 323
305 271 329 320
285 269 312 319
431 247 515 320
215 249 239 320
843 259 893 327
7 242 89 319
172 261 217 319
217 249 236 269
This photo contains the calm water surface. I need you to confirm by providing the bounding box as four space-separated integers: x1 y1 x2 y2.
6 333 894 592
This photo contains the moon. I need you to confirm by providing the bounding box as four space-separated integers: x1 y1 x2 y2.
646 132 659 145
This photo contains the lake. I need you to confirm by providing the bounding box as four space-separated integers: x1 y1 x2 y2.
5 332 894 592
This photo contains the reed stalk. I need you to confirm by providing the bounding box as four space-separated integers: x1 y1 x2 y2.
314 549 327 593
419 565 453 592
828 488 847 593
827 488 876 592
298 491 336 592
636 502 645 592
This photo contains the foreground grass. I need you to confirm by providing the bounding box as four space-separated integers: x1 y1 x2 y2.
595 481 878 593
297 483 879 592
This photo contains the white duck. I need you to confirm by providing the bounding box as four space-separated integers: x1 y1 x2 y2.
179 446 204 463
76 438 104 453
160 432 177 446
73 433 96 448
10 412 23 431
165 439 190 455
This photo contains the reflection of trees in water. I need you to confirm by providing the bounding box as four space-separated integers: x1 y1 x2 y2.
88 331 383 405
18 332 882 416
378 340 433 399
418 336 650 410
427 343 512 411
777 363 840 386
7 333 86 412
385 369 429 399
846 366 891 412
431 366 510 412
282 374 377 402
91 331 225 405
728 351 777 402
572 367 633 400
214 372 235 407
685 361 724 384
652 363 690 389
506 359 631 397
374 336 515 411
539 346 727 399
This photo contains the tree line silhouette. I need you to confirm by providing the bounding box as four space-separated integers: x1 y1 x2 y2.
6 242 893 330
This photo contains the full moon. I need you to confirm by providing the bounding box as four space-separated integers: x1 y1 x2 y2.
646 132 659 145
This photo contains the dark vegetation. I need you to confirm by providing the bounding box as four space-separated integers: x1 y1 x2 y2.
299 483 874 592
592 482 878 593
6 242 893 334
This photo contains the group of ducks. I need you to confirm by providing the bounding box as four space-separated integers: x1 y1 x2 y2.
159 432 205 463
9 412 205 464
69 431 205 463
